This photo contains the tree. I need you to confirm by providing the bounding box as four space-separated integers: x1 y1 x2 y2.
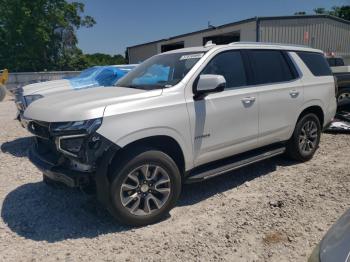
84 53 126 66
295 6 350 21
0 0 96 72
314 5 350 21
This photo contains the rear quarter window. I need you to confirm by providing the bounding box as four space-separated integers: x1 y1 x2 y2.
297 52 332 76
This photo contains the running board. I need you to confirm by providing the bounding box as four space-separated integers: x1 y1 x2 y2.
186 146 286 183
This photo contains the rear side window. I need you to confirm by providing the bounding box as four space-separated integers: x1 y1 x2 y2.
248 50 296 85
297 52 332 76
201 51 247 89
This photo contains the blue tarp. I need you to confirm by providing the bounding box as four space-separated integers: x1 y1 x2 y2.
67 65 136 89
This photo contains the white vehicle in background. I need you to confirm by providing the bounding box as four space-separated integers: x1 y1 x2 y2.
23 42 337 226
14 64 137 125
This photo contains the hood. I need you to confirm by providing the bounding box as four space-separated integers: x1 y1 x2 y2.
23 79 72 96
24 86 162 122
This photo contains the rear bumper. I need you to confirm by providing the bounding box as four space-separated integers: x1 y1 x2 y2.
28 145 92 188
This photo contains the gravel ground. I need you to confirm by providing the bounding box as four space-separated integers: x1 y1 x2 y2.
0 96 349 262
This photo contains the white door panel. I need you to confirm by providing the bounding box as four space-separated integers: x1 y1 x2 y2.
257 80 304 146
188 87 259 166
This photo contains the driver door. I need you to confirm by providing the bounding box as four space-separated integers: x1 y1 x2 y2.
188 50 259 166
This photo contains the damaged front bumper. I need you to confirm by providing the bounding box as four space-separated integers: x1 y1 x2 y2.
29 145 92 187
27 120 117 190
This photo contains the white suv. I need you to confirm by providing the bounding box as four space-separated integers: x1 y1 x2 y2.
24 42 337 226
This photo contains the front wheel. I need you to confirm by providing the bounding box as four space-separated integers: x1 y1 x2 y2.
285 113 321 162
109 150 181 226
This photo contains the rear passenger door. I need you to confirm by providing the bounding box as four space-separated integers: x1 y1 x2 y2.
246 50 303 146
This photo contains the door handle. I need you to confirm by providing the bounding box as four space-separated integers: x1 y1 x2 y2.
241 97 256 104
289 90 299 98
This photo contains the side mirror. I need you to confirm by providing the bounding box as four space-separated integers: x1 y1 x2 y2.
194 74 226 100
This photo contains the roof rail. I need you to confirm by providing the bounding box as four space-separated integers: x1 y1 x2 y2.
229 41 310 49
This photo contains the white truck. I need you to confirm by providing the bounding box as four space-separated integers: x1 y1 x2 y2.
23 42 337 226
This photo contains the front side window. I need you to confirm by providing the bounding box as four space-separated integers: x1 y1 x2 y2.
201 50 247 89
117 52 205 90
248 50 296 85
297 52 332 76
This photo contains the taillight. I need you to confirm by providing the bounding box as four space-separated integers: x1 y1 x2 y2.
333 75 338 97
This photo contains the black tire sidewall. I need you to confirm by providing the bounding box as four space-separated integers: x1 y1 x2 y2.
109 150 181 226
291 113 321 161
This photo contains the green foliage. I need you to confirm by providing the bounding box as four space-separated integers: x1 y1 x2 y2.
0 0 98 72
84 53 126 66
314 5 350 21
295 5 350 21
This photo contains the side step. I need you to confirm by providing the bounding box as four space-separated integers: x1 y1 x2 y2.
186 146 286 183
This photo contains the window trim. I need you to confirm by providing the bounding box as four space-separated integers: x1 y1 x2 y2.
245 49 300 87
193 49 251 93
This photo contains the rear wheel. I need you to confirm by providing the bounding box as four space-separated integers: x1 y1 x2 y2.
108 149 181 226
285 113 321 162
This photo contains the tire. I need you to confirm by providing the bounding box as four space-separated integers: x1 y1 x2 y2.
337 88 350 108
0 86 6 102
108 149 182 226
285 113 321 162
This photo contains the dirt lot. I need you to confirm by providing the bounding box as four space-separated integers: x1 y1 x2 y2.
0 96 349 262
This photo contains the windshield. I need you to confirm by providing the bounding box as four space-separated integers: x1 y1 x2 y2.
116 52 205 89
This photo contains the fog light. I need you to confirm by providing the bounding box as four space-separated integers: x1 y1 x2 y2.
56 134 86 157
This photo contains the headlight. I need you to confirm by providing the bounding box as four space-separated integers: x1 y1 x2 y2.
50 118 102 135
52 118 103 158
24 94 43 106
56 134 87 157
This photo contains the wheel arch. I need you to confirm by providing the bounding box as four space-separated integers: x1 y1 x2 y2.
297 105 325 127
111 135 187 179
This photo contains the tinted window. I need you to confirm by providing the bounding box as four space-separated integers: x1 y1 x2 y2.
297 52 332 76
201 51 247 89
248 50 296 85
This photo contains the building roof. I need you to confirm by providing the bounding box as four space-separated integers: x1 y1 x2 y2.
127 15 350 49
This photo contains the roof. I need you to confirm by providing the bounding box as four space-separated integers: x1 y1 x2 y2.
163 46 217 54
158 42 322 55
127 15 350 49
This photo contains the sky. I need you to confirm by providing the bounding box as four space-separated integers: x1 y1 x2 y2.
76 0 349 55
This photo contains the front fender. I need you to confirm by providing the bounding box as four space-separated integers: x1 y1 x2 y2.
114 127 193 171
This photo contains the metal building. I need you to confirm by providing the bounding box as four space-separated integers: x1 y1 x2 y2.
127 15 350 64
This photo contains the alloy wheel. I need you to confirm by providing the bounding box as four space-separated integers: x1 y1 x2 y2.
298 120 318 154
120 164 171 216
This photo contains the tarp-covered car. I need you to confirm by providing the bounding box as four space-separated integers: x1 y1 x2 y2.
14 64 137 125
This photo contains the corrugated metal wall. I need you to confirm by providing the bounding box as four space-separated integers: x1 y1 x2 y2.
259 17 350 60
